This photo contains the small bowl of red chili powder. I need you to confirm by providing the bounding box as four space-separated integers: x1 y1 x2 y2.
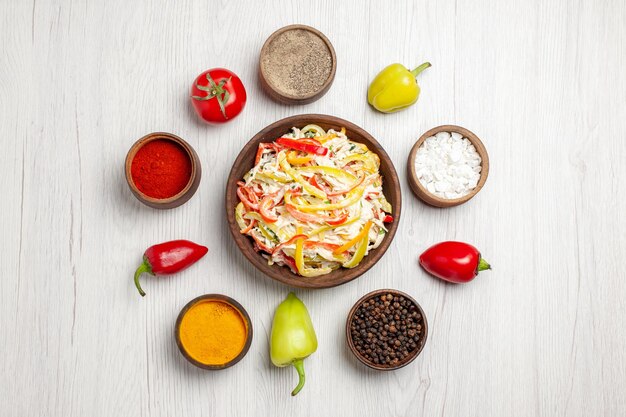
125 132 201 209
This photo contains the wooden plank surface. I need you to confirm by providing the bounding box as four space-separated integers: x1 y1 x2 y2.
1 0 625 416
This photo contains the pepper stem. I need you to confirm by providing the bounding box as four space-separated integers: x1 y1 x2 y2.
134 260 152 297
478 257 491 272
410 62 431 77
291 359 306 396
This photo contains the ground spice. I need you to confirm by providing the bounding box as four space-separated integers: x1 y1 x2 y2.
179 300 248 365
261 28 333 97
131 139 192 199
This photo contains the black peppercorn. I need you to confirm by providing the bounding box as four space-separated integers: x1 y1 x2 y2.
349 292 425 368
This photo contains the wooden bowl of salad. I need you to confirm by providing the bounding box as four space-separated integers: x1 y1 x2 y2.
225 114 401 289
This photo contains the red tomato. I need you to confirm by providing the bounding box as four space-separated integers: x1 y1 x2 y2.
190 68 246 124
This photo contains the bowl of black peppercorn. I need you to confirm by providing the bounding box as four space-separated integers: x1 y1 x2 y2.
346 289 428 370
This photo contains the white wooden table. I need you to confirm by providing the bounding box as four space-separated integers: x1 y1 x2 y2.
2 0 625 416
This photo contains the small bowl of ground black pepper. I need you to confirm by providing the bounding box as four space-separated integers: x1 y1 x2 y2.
125 132 202 209
259 24 337 104
346 289 428 370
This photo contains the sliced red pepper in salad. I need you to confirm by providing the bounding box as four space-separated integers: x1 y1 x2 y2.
258 187 286 223
276 137 328 156
281 254 298 274
255 143 277 165
237 186 259 211
240 218 256 234
303 240 343 252
309 173 364 198
272 234 308 255
298 137 324 146
259 197 278 223
285 203 347 225
308 175 326 192
327 175 365 197
324 212 348 225
251 232 274 254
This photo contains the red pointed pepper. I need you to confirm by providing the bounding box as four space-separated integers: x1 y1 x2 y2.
134 240 208 297
419 241 491 284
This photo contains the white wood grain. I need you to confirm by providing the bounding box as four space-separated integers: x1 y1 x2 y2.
1 0 625 415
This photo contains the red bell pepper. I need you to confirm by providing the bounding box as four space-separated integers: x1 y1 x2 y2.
419 241 491 284
134 240 208 297
383 215 393 223
276 137 328 156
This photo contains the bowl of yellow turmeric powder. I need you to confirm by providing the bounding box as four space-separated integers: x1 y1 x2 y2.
175 294 253 370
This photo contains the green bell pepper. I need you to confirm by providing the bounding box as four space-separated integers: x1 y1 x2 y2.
367 61 431 113
270 292 318 396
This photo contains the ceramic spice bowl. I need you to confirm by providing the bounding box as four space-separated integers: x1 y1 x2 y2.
346 289 428 371
125 132 201 209
259 25 337 104
175 294 253 370
407 125 489 208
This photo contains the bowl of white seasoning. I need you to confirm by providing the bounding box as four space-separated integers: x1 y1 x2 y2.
407 125 489 207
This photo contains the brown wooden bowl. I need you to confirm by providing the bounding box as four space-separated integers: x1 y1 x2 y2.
225 114 401 289
175 294 253 370
125 132 201 209
407 125 489 208
259 25 337 105
346 289 428 371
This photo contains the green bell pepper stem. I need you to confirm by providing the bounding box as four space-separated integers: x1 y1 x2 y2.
291 358 306 396
410 62 431 77
134 261 152 297
478 257 491 272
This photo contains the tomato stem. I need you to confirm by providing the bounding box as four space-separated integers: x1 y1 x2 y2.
191 74 231 119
